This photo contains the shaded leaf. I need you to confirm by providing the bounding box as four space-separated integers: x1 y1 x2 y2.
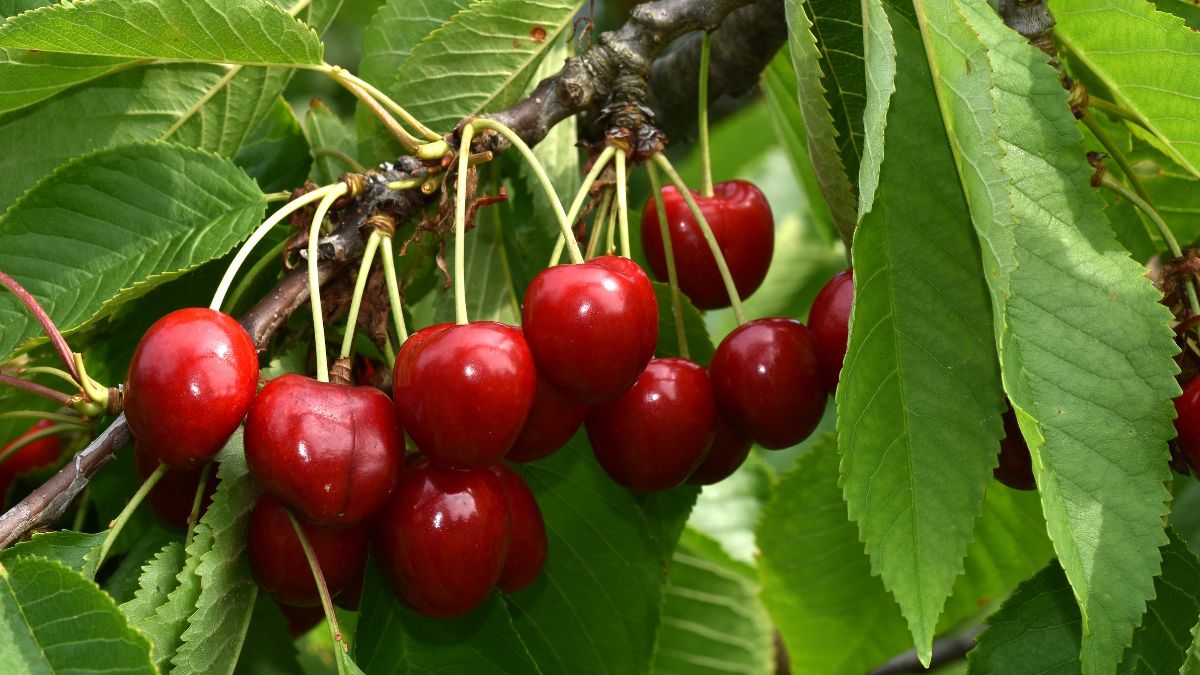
0 50 135 115
807 0 867 183
0 530 106 579
234 97 311 193
305 97 359 184
688 453 773 566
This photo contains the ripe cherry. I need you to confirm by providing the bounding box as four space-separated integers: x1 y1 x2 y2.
247 494 369 607
373 459 509 618
277 602 324 638
686 416 753 485
124 308 258 470
0 420 62 502
586 358 716 492
133 444 216 529
995 409 1036 491
1178 378 1200 476
393 322 536 469
506 375 588 463
245 374 404 528
709 318 826 449
522 256 658 403
809 268 853 392
640 181 774 310
489 464 547 593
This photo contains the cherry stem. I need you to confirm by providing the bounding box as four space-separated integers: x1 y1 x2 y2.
605 186 619 256
1086 95 1149 131
308 185 349 382
651 152 746 324
698 31 714 199
327 65 441 142
0 374 73 406
585 189 614 261
321 66 424 152
71 353 108 408
183 462 212 551
1080 110 1156 216
647 163 689 359
312 148 367 174
263 191 292 203
386 176 424 191
211 184 345 313
94 462 168 578
0 410 86 426
550 145 619 266
19 366 80 391
0 270 80 382
615 151 633 259
454 124 476 326
380 236 410 342
287 511 350 672
0 423 75 465
382 333 396 368
339 230 383 360
469 118 584 264
222 237 288 316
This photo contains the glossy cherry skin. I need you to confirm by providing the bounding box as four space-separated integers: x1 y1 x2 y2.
373 459 510 618
994 410 1036 491
0 420 62 502
522 256 658 403
686 416 753 485
641 181 774 310
586 358 716 492
709 318 827 450
489 464 547 593
124 308 259 469
134 444 216 529
506 375 589 463
393 322 536 469
809 268 853 392
277 602 324 638
245 374 404 528
247 494 369 607
1176 377 1200 475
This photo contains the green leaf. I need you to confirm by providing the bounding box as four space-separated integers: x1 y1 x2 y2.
433 191 521 325
358 0 472 87
0 142 266 359
930 1 1181 669
1152 0 1200 29
0 50 135 115
235 97 311 193
806 0 867 185
651 528 773 675
133 515 210 669
1120 532 1200 674
233 596 305 675
0 530 106 579
104 525 178 604
120 540 186 626
856 0 896 216
305 97 359 184
687 453 772 566
0 0 323 66
0 556 156 672
836 2 1006 661
652 281 715 365
1055 0 1200 179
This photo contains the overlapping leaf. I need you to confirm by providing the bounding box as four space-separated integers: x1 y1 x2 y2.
305 97 359 184
0 50 135 114
358 0 472 87
0 530 106 579
234 96 311 192
806 0 867 187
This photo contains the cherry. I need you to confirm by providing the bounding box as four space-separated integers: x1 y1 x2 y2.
0 420 62 501
247 494 369 607
335 564 365 611
709 318 826 449
133 444 216 529
994 409 1036 491
522 256 658 403
277 602 324 638
1178 378 1200 476
640 181 774 310
686 416 753 485
393 322 536 469
506 375 589 463
586 358 716 492
488 464 547 593
245 374 403 528
809 268 853 392
124 308 258 470
373 458 509 618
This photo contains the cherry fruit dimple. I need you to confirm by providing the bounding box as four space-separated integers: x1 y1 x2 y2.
506 375 588 463
686 415 753 486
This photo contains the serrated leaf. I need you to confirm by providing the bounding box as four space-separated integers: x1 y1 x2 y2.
929 2 1181 669
0 50 136 115
305 97 359 184
234 96 311 192
1054 0 1200 179
358 0 472 86
104 525 178 604
807 0 867 183
0 556 156 672
0 0 322 66
651 528 772 675
0 530 106 579
688 454 772 565
120 540 185 626
0 142 266 359
836 1 1006 661
1152 0 1200 29
857 0 896 216
169 65 294 156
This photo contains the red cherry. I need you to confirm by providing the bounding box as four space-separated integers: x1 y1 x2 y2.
1178 378 1200 476
640 181 774 310
506 375 588 463
809 268 853 392
488 464 547 593
709 318 827 449
522 256 658 403
133 444 216 529
0 420 62 502
335 564 365 611
373 459 509 618
393 322 536 469
686 416 753 485
245 374 404 528
586 358 716 492
247 494 369 607
277 602 324 638
124 308 259 469
994 409 1036 490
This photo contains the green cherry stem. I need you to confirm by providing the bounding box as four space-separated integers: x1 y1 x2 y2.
698 31 714 198
615 150 631 259
647 163 689 359
327 66 441 142
380 236 410 342
550 145 619 266
339 230 383 360
651 152 746 324
221 237 288 315
312 148 367 173
1086 95 1150 131
183 462 213 550
19 366 80 391
263 191 292 203
94 462 168 578
606 187 619 255
0 423 76 464
585 189 614 261
71 488 89 532
0 410 86 426
1080 110 1155 211
211 184 345 312
454 125 476 326
71 353 108 408
287 511 351 674
309 184 351 382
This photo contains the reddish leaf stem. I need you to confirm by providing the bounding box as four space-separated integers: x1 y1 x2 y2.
0 270 80 382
